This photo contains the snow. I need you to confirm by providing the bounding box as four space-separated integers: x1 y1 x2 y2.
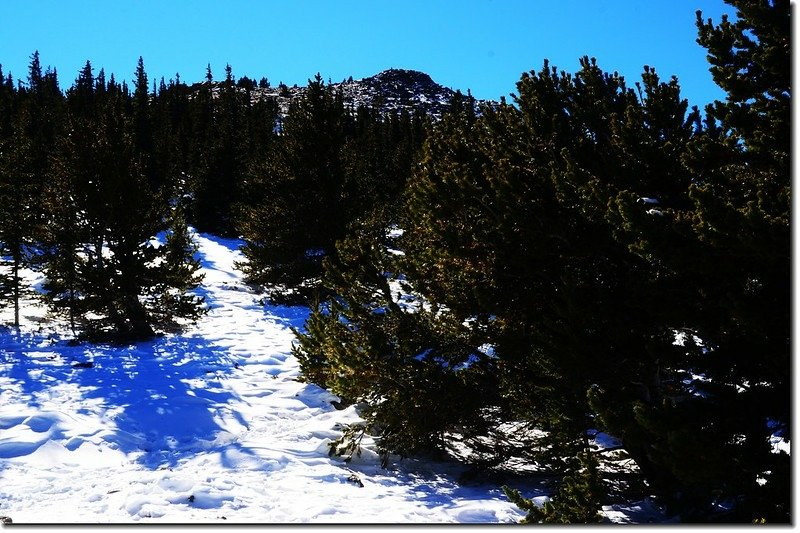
0 232 538 524
638 197 660 205
0 231 667 524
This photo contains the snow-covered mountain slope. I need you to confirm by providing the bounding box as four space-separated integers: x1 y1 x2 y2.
0 233 532 524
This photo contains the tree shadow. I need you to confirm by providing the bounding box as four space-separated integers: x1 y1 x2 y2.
70 335 255 469
0 329 259 472
0 329 59 411
261 301 310 332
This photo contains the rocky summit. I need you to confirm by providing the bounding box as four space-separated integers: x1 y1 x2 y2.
209 68 482 119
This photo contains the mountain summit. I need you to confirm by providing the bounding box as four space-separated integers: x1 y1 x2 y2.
239 68 479 119
351 68 456 116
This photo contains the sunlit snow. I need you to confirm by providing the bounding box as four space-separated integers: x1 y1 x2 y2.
0 232 657 524
0 232 532 524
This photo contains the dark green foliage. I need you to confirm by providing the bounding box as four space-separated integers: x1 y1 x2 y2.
236 75 425 302
504 454 604 524
146 205 206 332
327 422 368 463
0 119 36 328
0 52 64 328
190 64 253 236
49 80 158 340
237 74 350 298
0 24 787 522
292 2 788 522
37 59 206 342
342 107 427 223
404 63 701 484
696 0 789 172
595 1 790 522
293 212 496 461
39 158 84 335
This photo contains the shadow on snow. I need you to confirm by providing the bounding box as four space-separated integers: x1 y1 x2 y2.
0 328 260 471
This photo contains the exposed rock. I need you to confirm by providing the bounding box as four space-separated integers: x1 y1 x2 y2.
346 473 364 488
202 68 487 120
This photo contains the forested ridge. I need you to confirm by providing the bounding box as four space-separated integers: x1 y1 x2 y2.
0 0 789 523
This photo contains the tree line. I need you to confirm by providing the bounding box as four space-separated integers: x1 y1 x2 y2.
0 0 789 523
0 55 426 341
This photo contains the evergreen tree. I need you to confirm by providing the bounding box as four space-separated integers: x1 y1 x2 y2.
146 204 205 331
43 64 204 342
150 75 194 205
340 107 427 226
0 52 64 328
293 212 496 463
596 0 790 521
397 62 700 520
0 114 36 329
237 74 351 299
193 64 247 235
504 453 604 524
42 116 89 336
132 56 158 190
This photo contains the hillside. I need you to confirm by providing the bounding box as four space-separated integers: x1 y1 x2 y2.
0 231 661 524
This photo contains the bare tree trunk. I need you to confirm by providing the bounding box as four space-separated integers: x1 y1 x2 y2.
12 251 19 331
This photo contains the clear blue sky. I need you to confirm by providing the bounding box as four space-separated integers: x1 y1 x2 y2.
0 1 733 109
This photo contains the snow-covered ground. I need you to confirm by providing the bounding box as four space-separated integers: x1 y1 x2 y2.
0 233 661 524
0 233 536 524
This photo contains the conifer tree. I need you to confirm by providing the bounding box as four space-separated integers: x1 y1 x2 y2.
504 453 604 524
150 75 194 204
184 65 215 232
42 119 89 336
237 74 351 299
0 118 36 329
43 63 204 342
596 0 790 521
191 63 249 235
401 62 703 520
146 204 205 331
0 52 64 328
293 211 496 462
132 57 158 190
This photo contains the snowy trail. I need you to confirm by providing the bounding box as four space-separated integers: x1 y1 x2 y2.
0 233 528 524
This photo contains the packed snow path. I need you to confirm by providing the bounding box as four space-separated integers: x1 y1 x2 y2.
0 233 528 524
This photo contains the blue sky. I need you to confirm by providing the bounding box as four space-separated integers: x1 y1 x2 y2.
1 1 733 109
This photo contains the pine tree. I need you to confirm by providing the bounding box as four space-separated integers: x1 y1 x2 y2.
185 64 215 232
193 64 245 235
42 118 88 336
237 74 351 300
504 453 604 523
146 204 205 331
150 75 193 204
293 211 496 462
132 56 158 190
43 64 204 342
402 61 709 520
595 0 791 521
0 52 64 329
0 156 28 329
0 115 36 329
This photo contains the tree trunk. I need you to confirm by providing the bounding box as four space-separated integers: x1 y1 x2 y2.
123 293 155 341
12 250 20 330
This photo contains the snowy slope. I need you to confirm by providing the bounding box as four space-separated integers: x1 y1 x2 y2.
0 233 534 524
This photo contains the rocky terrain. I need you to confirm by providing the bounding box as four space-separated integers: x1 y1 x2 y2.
208 68 486 119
